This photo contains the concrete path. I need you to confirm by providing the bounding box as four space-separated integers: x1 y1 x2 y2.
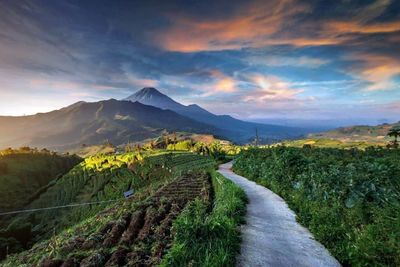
218 162 341 267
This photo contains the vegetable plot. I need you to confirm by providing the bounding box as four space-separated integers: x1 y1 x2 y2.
233 147 400 267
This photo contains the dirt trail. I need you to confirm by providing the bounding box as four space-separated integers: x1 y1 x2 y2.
218 162 341 267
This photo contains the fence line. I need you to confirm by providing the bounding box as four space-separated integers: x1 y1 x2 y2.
0 199 122 216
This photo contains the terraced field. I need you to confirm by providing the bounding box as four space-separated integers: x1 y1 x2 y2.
35 172 211 267
1 152 217 266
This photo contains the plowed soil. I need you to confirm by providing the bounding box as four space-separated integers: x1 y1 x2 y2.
40 172 211 267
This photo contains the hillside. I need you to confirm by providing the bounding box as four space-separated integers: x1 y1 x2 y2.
125 87 308 143
309 122 400 142
0 148 82 213
0 151 217 262
279 121 400 149
0 99 218 151
1 151 246 266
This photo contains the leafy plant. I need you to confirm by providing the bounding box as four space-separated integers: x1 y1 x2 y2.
160 171 247 267
233 147 400 266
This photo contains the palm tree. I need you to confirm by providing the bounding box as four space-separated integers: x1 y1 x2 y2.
387 126 400 148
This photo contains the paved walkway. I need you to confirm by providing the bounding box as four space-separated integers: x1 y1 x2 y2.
218 162 341 267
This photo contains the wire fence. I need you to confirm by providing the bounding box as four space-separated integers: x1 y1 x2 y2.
0 199 122 216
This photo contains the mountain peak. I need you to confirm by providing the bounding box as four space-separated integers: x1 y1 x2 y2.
125 87 184 110
140 87 163 95
130 87 166 98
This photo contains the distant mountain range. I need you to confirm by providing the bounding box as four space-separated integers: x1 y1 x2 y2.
125 87 307 142
0 99 217 150
0 87 308 150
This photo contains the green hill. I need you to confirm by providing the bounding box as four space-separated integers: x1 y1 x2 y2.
280 122 400 149
309 122 400 143
0 150 216 262
0 148 81 213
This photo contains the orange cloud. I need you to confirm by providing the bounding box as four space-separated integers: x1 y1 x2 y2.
325 20 400 34
156 0 310 52
209 70 236 93
349 54 400 91
155 1 399 52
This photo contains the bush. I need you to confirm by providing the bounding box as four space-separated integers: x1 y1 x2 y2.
233 147 400 266
160 171 247 267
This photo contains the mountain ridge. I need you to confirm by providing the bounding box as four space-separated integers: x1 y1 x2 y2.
0 88 310 150
125 87 308 142
0 99 219 150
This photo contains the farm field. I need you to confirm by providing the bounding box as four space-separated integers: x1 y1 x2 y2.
1 149 246 266
280 138 387 149
233 147 400 266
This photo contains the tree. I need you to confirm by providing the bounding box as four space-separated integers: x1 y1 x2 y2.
387 126 400 149
255 127 259 146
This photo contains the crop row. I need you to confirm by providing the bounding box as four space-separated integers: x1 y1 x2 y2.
233 147 400 266
17 172 211 267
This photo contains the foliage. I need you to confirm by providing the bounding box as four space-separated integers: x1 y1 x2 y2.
280 138 387 149
0 150 81 212
233 147 400 266
387 126 400 149
0 149 82 259
0 151 216 263
167 140 193 151
160 171 247 267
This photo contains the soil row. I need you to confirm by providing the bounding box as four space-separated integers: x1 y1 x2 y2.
41 172 211 267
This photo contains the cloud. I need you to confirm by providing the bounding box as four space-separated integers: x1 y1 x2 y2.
247 55 329 68
325 20 400 34
208 70 237 94
348 53 400 91
155 0 310 52
157 69 238 98
242 74 304 102
124 71 158 89
0 1 399 124
155 0 399 52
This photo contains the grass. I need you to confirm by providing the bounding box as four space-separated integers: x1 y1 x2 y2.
1 150 217 266
233 147 400 267
0 150 81 213
160 171 247 267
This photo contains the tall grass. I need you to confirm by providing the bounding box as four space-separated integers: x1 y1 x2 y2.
160 171 247 267
233 147 400 266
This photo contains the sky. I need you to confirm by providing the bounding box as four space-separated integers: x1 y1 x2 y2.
0 0 399 126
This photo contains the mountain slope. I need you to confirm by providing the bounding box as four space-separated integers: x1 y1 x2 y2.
0 99 218 150
279 122 400 149
125 87 307 143
1 152 216 265
309 121 400 142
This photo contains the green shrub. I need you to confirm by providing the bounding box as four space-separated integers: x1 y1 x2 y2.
160 171 247 267
233 147 400 266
